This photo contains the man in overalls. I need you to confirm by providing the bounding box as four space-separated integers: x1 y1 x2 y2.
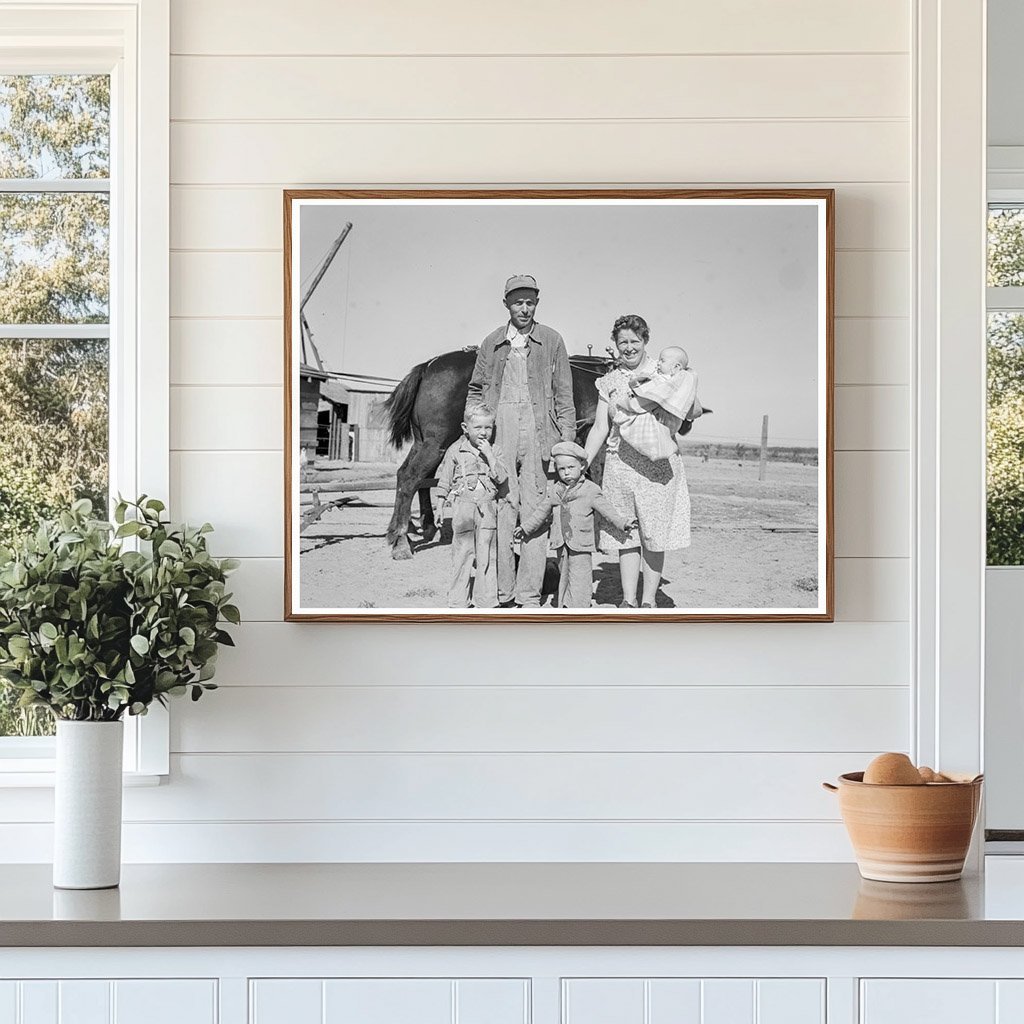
467 275 576 607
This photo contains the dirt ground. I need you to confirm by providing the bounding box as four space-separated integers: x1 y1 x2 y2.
299 457 820 611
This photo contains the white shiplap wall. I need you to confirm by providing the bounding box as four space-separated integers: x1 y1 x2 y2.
6 0 917 862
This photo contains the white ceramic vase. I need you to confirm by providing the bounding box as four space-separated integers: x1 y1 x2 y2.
53 720 124 890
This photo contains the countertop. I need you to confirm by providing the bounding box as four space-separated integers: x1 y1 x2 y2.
7 861 1024 947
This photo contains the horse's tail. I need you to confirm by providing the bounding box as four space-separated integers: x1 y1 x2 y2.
383 360 427 447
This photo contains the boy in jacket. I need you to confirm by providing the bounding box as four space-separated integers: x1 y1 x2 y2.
436 401 508 609
515 441 636 609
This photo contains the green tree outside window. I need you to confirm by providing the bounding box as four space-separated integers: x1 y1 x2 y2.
0 75 110 736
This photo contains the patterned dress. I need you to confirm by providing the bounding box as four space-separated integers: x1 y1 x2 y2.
595 357 691 553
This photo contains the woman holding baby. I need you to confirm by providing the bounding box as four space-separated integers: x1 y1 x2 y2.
583 314 693 608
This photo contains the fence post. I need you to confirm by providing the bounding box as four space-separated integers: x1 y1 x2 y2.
758 414 769 481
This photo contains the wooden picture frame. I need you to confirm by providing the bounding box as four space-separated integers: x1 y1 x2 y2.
284 189 834 622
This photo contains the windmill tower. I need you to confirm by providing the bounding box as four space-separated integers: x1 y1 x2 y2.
297 223 352 458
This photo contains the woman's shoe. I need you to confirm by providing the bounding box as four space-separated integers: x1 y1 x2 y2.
640 603 654 608
618 599 638 609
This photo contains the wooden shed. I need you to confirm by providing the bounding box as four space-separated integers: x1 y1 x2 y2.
298 362 329 458
319 373 401 463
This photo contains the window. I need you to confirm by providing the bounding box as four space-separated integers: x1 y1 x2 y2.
0 74 111 738
0 2 169 778
987 206 1024 564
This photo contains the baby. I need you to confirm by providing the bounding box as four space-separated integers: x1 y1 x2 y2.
628 346 690 391
515 441 636 609
616 346 699 461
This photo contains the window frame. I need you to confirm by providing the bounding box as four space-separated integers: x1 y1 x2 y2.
0 0 169 782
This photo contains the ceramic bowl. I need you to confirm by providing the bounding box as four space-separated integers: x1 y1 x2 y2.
823 771 983 883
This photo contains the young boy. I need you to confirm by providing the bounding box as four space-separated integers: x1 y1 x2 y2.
616 346 700 460
435 401 508 609
515 441 637 609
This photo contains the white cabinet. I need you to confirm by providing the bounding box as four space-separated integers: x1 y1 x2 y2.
250 978 529 1024
0 980 216 1024
860 979 1024 1024
562 978 825 1024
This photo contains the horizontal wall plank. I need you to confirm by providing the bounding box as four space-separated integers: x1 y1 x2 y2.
171 182 908 251
171 684 909 754
834 385 909 450
171 55 908 122
834 318 909 385
171 319 283 386
171 385 282 450
170 121 909 185
833 451 909 557
171 252 279 318
833 558 909 622
171 383 903 454
120 752 876 821
227 558 284 620
171 250 907 320
213 621 910 687
0 820 857 863
231 556 907 624
170 0 910 56
835 251 909 318
171 451 283 557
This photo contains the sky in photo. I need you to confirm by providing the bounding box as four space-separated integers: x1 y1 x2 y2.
298 200 822 446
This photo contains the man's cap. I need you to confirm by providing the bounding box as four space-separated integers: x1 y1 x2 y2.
504 274 539 296
551 441 588 462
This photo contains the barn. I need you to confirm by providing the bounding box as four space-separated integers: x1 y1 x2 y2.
319 372 402 463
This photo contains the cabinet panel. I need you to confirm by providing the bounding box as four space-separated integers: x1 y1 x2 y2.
757 980 825 1024
19 983 56 1024
702 980 754 1024
58 982 109 1024
861 980 996 1024
998 980 1024 1022
113 981 216 1024
455 980 529 1024
251 979 528 1024
648 980 701 1023
564 979 825 1024
323 980 451 1024
563 980 645 1024
0 984 15 1024
250 980 322 1024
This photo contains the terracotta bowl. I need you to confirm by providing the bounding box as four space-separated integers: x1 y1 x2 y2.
823 771 983 883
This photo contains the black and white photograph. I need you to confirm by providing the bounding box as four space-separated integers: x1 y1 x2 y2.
285 191 833 621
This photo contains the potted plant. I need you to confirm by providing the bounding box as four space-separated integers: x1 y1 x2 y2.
0 497 239 889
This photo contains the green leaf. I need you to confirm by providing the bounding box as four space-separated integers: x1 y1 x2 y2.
130 634 150 656
220 604 241 626
158 539 183 559
39 622 58 641
8 635 30 657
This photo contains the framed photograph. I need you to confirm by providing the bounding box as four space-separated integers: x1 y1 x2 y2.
284 189 833 622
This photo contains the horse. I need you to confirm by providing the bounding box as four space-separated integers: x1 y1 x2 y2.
382 349 612 558
382 350 713 559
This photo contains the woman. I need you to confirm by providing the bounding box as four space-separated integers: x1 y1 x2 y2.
584 314 691 608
